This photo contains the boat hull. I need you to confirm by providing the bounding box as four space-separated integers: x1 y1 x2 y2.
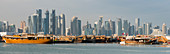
3 38 53 44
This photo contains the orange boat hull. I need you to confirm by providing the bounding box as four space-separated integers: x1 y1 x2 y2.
3 38 53 44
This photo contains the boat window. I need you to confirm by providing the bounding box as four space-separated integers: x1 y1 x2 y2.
28 37 36 40
47 37 50 39
23 38 26 40
38 37 44 39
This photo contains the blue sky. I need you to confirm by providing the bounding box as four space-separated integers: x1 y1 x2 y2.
0 0 170 28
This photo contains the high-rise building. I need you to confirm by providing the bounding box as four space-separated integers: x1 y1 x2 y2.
0 21 3 32
116 18 122 36
109 19 115 35
167 28 170 35
143 23 146 35
135 18 140 34
3 21 9 32
56 16 60 35
18 28 23 33
36 9 42 32
60 14 66 36
128 22 131 36
130 25 135 35
66 28 71 36
23 26 29 33
42 18 48 34
28 16 32 34
45 10 49 34
71 16 77 36
1 22 5 32
49 9 56 34
20 21 26 29
104 21 111 36
8 24 16 32
31 14 38 34
162 23 167 35
149 23 152 34
123 20 129 35
146 23 152 35
77 20 81 35
101 25 105 35
96 16 103 35
93 22 98 35
138 26 143 35
71 16 81 36
83 21 93 35
146 23 149 35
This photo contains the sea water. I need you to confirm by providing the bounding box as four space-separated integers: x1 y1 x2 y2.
0 43 170 54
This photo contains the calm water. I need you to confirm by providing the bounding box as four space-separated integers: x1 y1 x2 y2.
0 43 170 54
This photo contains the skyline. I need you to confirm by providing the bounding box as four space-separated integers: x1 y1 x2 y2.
1 0 170 28
1 1 170 54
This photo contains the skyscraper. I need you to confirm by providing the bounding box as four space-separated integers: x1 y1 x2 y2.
162 23 167 35
3 21 9 32
66 28 71 36
28 16 32 34
45 10 49 34
23 26 28 33
104 21 111 36
146 23 152 35
36 9 42 32
123 20 129 35
97 16 103 35
8 24 16 32
143 23 146 35
93 22 98 35
109 19 115 35
135 18 140 34
56 16 60 35
116 18 122 36
77 20 81 35
83 21 93 35
149 23 152 34
130 25 135 35
138 26 143 35
18 28 23 33
71 16 81 36
2 23 6 32
49 9 56 34
42 18 48 34
128 22 131 36
20 21 26 29
0 21 3 32
167 28 170 35
60 14 66 36
31 14 38 34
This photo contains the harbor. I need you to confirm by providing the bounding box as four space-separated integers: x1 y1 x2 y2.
1 33 170 45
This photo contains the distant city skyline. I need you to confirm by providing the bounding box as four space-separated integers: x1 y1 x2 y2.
1 9 170 36
1 0 170 28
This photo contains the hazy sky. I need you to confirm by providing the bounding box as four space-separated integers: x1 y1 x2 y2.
0 0 170 28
